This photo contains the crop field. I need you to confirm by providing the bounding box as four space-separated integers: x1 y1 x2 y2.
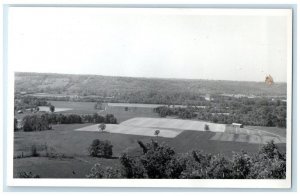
76 117 226 138
75 117 284 144
121 118 226 132
76 124 183 138
13 123 286 178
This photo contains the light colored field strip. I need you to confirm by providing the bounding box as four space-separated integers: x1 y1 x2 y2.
121 117 226 133
75 124 182 138
38 106 72 112
75 117 225 138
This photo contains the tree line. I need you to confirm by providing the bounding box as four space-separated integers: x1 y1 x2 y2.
14 96 50 111
17 113 117 132
154 97 286 128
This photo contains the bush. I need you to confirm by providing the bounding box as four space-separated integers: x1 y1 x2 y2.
88 139 113 158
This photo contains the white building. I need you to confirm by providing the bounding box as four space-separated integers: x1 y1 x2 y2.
232 123 243 128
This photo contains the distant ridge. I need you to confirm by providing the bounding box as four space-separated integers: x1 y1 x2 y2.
15 72 287 97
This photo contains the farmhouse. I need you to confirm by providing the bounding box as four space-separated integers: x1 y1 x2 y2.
232 123 243 128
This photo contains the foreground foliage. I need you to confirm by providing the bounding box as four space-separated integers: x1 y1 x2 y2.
88 139 113 158
86 140 286 179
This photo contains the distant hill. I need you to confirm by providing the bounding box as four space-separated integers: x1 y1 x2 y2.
15 72 287 97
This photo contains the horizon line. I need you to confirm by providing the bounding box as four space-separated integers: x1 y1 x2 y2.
14 71 288 84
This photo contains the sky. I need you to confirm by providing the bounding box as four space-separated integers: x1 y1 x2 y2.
8 8 291 82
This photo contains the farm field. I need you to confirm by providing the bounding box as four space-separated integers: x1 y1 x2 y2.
76 117 226 138
76 117 285 143
47 101 160 122
107 103 206 108
76 124 183 138
47 101 99 114
14 121 286 178
38 106 72 112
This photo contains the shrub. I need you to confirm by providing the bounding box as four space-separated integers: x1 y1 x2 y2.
88 139 113 158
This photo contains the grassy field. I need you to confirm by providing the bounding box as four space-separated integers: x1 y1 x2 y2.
14 156 121 178
13 123 286 178
48 101 99 114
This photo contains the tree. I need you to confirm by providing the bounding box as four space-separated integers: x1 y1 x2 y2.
120 153 146 178
98 123 106 132
138 140 184 178
154 130 160 139
88 139 113 158
105 114 117 124
49 105 55 113
232 152 252 179
204 124 209 131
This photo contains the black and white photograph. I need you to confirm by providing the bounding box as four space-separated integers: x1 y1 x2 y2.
4 6 292 188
